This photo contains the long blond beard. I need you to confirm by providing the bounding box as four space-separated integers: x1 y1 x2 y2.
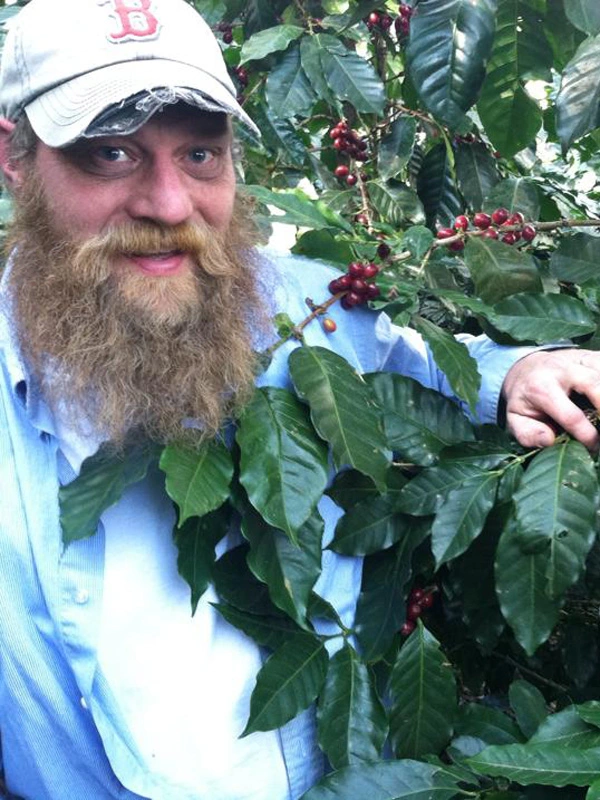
5 173 267 447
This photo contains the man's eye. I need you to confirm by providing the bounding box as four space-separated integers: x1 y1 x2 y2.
96 146 130 163
189 149 214 164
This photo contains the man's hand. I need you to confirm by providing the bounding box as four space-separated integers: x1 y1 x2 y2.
502 349 600 449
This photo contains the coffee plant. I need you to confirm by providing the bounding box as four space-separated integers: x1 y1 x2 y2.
16 0 600 797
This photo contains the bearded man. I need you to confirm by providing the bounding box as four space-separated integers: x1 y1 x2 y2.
1 1 600 799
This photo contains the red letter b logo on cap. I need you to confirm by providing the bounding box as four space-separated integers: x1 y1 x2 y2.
105 0 160 42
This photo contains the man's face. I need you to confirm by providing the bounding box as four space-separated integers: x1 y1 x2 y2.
5 105 266 446
32 104 237 277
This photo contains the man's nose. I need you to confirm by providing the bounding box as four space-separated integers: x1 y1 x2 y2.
125 159 195 226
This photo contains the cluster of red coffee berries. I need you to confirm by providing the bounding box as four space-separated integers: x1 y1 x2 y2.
329 120 369 186
217 21 234 44
328 261 381 309
400 586 435 636
436 208 537 252
365 5 413 37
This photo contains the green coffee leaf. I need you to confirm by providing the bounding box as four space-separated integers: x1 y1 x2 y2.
556 34 600 150
243 509 322 628
464 236 542 305
212 603 300 651
160 439 233 527
289 346 389 491
242 632 329 736
60 442 160 545
240 24 304 64
317 643 388 769
302 759 460 800
368 372 474 467
509 679 548 740
495 516 563 656
406 0 497 129
490 293 596 342
355 519 431 661
175 506 230 614
389 622 458 758
513 441 599 600
550 233 600 286
467 742 600 786
431 471 499 566
237 387 328 542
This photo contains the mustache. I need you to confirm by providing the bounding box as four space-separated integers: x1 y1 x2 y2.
73 221 240 277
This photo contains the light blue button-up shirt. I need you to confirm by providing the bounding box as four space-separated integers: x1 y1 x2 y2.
0 252 532 799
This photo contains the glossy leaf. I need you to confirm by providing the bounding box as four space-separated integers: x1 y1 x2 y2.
431 470 499 566
242 632 328 736
509 679 548 740
411 316 481 414
467 743 600 786
455 702 523 746
464 236 542 305
394 462 484 516
289 346 389 491
326 470 379 511
212 543 284 616
368 372 474 467
455 141 500 211
301 759 460 800
449 515 506 651
416 142 462 228
240 24 304 64
484 176 541 220
333 490 417 555
477 0 543 157
301 33 385 114
556 34 600 151
160 440 233 527
266 44 318 118
366 180 425 227
577 701 600 729
565 0 600 36
406 0 498 130
317 643 388 768
243 509 322 627
389 622 458 758
60 442 160 545
490 292 596 342
175 506 230 614
378 116 418 181
513 440 599 600
212 603 300 650
495 517 563 655
550 232 600 286
531 705 600 749
355 519 431 661
237 387 328 542
242 185 352 231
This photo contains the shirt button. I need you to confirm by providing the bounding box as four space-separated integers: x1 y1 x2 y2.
74 588 89 605
80 697 89 710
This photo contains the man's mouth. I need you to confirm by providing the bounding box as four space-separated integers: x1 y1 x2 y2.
123 250 188 276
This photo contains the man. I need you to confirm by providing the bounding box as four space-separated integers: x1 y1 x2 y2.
0 1 599 798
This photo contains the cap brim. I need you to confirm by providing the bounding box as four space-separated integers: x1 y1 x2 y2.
25 58 260 147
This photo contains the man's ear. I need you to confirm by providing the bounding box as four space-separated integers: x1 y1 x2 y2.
0 118 22 189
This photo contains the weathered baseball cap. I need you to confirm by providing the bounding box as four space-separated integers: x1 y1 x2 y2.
0 0 259 146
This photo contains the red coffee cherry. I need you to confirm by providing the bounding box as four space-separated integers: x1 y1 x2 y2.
491 207 509 225
473 212 492 229
453 215 470 231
